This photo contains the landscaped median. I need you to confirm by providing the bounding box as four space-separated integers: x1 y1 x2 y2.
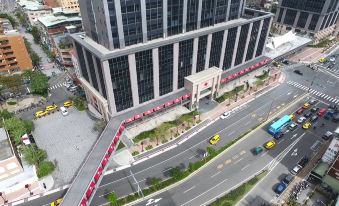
209 170 268 206
106 124 261 206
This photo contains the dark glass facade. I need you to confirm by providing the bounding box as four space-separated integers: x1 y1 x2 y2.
277 8 284 23
85 49 99 92
308 14 319 30
167 0 184 36
283 9 297 25
84 0 98 42
159 44 173 95
256 18 270 57
146 0 163 40
108 56 133 112
74 42 90 82
186 0 199 32
235 24 249 66
320 15 328 30
107 0 120 48
209 31 224 67
222 27 237 70
245 20 260 61
229 0 240 20
120 0 143 46
200 0 215 28
196 35 208 73
178 39 193 88
297 12 309 28
215 0 229 24
281 0 326 13
135 50 154 103
95 57 107 99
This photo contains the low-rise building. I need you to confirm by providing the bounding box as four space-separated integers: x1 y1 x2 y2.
0 18 13 34
0 34 33 74
323 154 339 193
57 0 79 12
22 4 52 25
322 137 339 164
0 128 23 181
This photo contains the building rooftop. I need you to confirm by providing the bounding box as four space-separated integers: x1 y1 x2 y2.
24 4 51 11
38 15 82 28
185 67 222 83
52 7 79 15
0 128 13 161
17 0 41 7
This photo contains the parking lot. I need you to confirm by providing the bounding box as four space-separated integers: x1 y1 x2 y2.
32 107 98 188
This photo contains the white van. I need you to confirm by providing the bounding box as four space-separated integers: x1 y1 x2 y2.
60 106 68 116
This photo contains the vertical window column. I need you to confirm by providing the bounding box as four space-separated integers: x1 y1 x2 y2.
204 33 212 69
252 20 263 59
231 26 241 68
219 30 228 68
191 37 199 74
152 48 160 98
135 50 154 103
178 39 193 88
82 47 93 85
196 35 208 72
242 23 253 63
102 60 117 114
173 43 179 91
159 44 174 95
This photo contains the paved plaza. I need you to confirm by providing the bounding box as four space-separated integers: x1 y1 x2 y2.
32 107 98 188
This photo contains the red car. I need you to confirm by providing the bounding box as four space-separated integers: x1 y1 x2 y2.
296 108 304 115
317 108 327 116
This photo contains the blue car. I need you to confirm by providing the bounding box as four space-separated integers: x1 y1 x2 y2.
275 183 286 194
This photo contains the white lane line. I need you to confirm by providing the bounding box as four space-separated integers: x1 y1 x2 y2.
232 158 243 165
260 151 268 157
241 164 250 171
329 97 334 102
183 186 196 194
278 139 285 144
189 155 195 160
162 167 173 172
228 131 235 136
132 178 146 184
181 178 229 206
12 200 25 206
320 93 325 97
211 171 221 178
244 121 251 126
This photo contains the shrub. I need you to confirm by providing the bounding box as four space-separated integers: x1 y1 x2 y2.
132 151 139 156
161 139 168 144
74 96 87 111
37 161 55 178
7 101 16 105
145 145 153 151
117 142 125 150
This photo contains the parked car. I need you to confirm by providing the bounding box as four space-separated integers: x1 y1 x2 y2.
63 101 73 108
324 110 335 120
291 165 302 175
302 122 312 129
310 115 318 122
252 146 263 155
309 99 317 105
303 102 310 109
332 114 339 122
297 116 307 124
282 174 294 185
220 111 231 119
311 107 319 113
304 111 312 118
293 70 303 75
35 110 48 118
274 183 287 194
60 106 68 116
317 108 327 116
288 123 298 131
323 131 333 140
296 108 304 115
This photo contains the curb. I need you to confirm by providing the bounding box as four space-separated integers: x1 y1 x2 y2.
124 92 309 206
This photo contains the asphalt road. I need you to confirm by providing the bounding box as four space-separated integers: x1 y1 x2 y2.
17 80 306 206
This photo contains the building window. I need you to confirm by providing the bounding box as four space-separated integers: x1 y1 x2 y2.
200 0 215 28
74 42 90 82
297 12 309 29
146 0 163 41
84 49 99 92
178 39 193 88
283 9 297 26
229 0 240 20
108 56 133 112
196 35 208 73
120 0 143 46
106 0 119 48
95 57 107 99
214 0 228 24
235 23 249 66
222 27 237 70
159 44 174 95
256 18 270 57
209 31 224 67
168 0 184 36
245 20 260 61
281 0 326 13
186 0 199 32
308 14 319 31
135 49 154 103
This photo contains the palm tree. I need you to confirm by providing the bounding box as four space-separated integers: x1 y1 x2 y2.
153 128 161 146
22 146 47 168
107 192 118 206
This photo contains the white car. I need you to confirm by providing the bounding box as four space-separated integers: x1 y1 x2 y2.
60 106 68 116
297 116 307 124
220 111 230 119
329 57 335 62
291 165 302 175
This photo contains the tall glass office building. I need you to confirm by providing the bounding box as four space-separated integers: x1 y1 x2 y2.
274 0 339 39
71 0 273 119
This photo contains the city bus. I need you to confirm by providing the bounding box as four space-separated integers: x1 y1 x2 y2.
268 115 291 135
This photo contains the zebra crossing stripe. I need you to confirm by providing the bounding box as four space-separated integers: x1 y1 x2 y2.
320 94 325 97
335 99 339 104
329 97 334 102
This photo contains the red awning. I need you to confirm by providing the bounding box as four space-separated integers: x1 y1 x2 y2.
239 70 245 75
182 94 190 100
125 117 134 123
154 105 164 111
113 135 119 144
250 65 256 69
245 68 250 72
85 182 96 199
165 101 174 107
255 63 260 67
143 109 154 116
119 124 125 132
94 167 103 182
80 198 87 206
101 155 109 167
233 73 238 78
174 98 181 103
134 114 142 120
108 145 114 154
220 78 226 83
110 142 115 150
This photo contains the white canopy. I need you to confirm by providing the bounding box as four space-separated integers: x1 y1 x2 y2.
267 31 297 50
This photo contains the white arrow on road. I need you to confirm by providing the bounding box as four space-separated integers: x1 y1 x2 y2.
291 148 298 156
290 134 298 139
146 198 162 206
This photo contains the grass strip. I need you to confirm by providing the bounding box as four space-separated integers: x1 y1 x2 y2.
208 170 268 206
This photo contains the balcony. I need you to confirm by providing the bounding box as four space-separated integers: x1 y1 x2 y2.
2 48 13 54
7 59 17 64
5 54 15 59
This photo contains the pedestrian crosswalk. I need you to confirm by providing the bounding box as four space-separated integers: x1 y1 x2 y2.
287 80 339 105
317 64 339 75
49 82 66 90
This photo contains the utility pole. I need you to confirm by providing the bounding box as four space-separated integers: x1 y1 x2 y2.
308 75 316 93
129 170 144 198
265 98 275 122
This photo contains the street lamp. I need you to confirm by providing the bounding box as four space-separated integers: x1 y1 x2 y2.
25 184 33 195
0 192 8 204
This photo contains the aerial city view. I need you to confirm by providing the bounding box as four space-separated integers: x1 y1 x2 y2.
0 0 339 205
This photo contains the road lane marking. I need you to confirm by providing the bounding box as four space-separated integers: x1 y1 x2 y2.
188 155 195 160
240 150 246 155
181 178 228 206
224 159 231 165
132 178 146 184
211 171 221 178
228 131 235 136
240 164 250 171
260 151 268 157
217 164 223 169
183 186 196 194
233 158 243 165
278 139 285 144
232 154 239 160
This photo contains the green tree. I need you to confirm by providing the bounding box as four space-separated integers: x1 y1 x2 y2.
169 166 184 180
0 74 23 93
74 96 87 111
15 11 28 28
107 192 119 206
23 38 41 66
30 72 49 96
31 26 41 43
37 161 55 178
150 177 162 190
0 13 17 28
22 146 47 167
0 109 14 120
22 119 35 133
4 117 26 145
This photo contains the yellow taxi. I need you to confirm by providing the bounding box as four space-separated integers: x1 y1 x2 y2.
50 198 62 206
302 122 312 129
289 113 296 121
319 58 327 63
264 140 276 149
63 101 73 108
209 134 220 145
35 110 49 118
46 104 58 112
303 102 310 109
